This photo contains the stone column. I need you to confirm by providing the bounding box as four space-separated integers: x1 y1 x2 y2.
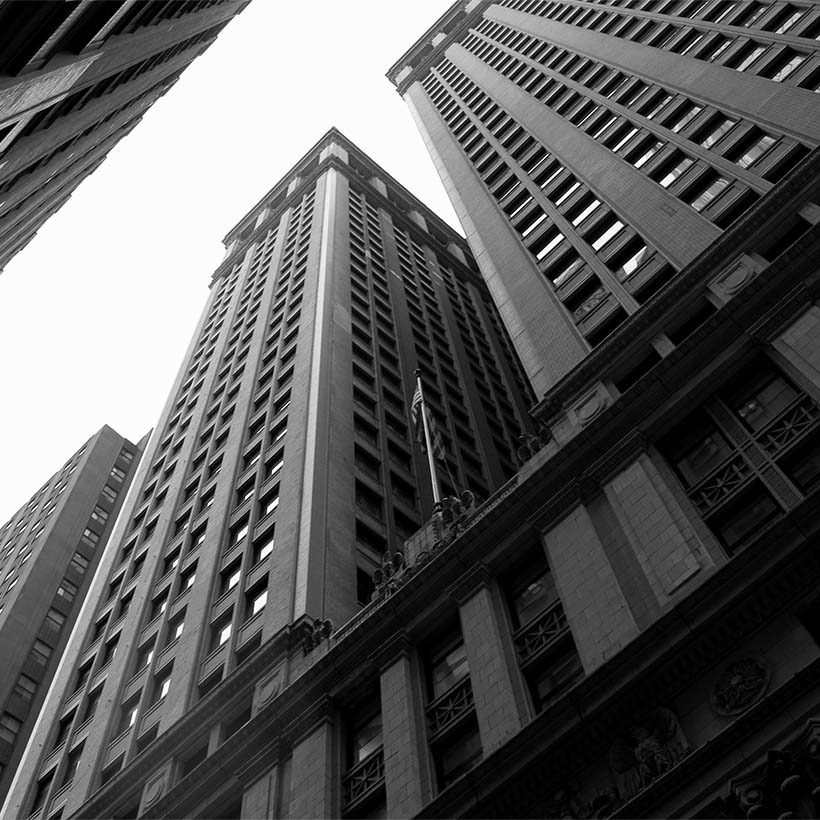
288 697 337 819
451 566 528 753
372 633 432 818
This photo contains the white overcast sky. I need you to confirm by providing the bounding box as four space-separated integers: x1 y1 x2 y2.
0 0 461 524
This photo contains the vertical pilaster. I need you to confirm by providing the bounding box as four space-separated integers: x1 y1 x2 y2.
241 765 279 819
288 699 337 819
451 566 528 752
372 634 432 818
604 453 710 606
542 503 639 672
767 304 820 403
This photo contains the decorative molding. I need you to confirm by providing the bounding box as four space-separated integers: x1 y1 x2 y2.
369 631 414 671
447 563 492 605
710 655 771 717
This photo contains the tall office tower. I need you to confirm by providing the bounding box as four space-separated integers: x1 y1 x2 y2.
2 128 533 820
388 0 820 395
0 426 143 803
0 0 251 272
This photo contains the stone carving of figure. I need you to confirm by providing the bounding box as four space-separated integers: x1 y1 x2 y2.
609 707 691 802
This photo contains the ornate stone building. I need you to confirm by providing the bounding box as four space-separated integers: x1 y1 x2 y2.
1 129 533 820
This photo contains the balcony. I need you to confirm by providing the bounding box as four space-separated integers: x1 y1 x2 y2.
513 600 570 667
342 747 385 816
754 393 820 459
426 677 474 740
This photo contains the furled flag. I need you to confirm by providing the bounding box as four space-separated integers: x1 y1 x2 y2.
411 384 446 459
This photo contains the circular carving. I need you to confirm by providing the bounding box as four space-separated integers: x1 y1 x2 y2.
144 774 166 806
258 669 283 705
711 656 771 716
721 265 753 295
576 393 604 423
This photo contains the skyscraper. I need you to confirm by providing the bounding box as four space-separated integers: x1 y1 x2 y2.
2 128 533 820
0 425 143 803
0 0 251 272
387 0 820 395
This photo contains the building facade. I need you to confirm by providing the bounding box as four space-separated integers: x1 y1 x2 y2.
21 146 820 820
0 425 143 803
0 0 250 273
1 129 533 820
388 0 820 396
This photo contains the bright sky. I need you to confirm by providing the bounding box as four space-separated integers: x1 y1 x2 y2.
0 1 460 524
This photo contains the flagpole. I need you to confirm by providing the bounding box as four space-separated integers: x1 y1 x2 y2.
414 369 442 506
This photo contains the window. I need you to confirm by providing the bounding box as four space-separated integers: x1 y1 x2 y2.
69 551 89 575
45 608 66 631
12 674 37 703
30 773 54 815
52 712 74 750
211 613 233 651
245 579 268 620
221 563 242 596
163 548 181 576
429 638 469 701
730 130 776 169
253 536 274 564
729 43 767 72
119 701 140 734
667 103 702 133
698 116 736 149
146 590 167 621
0 713 21 744
348 710 382 766
136 642 154 670
153 672 172 703
110 466 126 482
506 558 583 712
82 688 102 722
686 174 730 211
56 579 79 602
81 527 100 546
61 742 84 787
179 564 197 593
73 661 92 692
231 521 249 546
761 48 806 82
260 491 279 517
723 370 799 434
167 613 185 645
89 506 109 525
655 154 694 188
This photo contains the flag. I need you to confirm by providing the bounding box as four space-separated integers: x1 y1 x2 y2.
411 386 446 460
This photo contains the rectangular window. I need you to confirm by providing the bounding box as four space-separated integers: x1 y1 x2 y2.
733 131 776 169
13 674 37 702
698 116 736 149
686 174 730 211
89 506 109 525
56 580 79 603
81 527 100 546
253 536 274 564
69 552 89 575
44 608 65 630
110 466 126 482
0 713 21 744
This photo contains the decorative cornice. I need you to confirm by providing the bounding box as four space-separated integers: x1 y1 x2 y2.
283 694 336 747
447 563 492 605
369 631 414 671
